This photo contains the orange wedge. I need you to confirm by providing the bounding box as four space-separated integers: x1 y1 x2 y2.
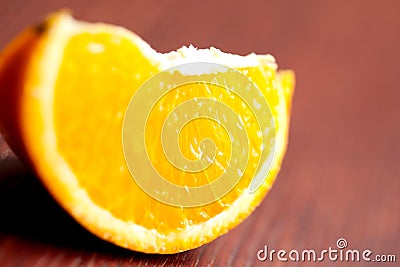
0 11 294 253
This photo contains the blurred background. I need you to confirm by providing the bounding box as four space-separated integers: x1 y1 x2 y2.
0 0 399 266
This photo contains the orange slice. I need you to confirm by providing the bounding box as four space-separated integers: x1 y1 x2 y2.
0 11 294 253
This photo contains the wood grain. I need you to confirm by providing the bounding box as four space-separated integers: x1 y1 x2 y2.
0 0 399 266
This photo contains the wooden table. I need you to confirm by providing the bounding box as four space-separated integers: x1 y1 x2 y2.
0 1 399 266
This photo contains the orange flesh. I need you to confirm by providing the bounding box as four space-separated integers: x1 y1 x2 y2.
53 32 280 233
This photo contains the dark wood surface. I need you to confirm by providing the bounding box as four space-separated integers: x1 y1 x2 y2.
0 1 399 266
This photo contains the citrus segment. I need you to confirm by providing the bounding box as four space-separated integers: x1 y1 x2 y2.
0 12 295 253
